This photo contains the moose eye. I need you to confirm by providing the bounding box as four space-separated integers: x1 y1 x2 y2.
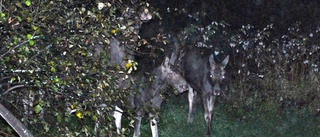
210 74 213 78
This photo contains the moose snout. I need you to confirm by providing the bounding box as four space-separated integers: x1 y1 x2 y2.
213 83 221 96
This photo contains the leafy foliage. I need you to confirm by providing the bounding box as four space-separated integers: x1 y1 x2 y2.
0 0 155 136
179 20 319 111
226 22 320 110
0 0 319 136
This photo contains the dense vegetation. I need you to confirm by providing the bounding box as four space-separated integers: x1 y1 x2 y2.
0 0 319 136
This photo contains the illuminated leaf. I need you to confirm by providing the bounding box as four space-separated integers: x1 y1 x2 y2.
50 67 56 72
53 85 58 92
48 61 54 65
0 13 5 18
43 123 49 132
27 17 32 22
92 115 98 121
13 36 18 45
85 79 90 83
56 114 62 123
29 40 34 46
27 34 32 40
35 80 41 87
32 25 38 30
33 104 42 114
53 77 59 83
76 112 83 119
25 0 31 6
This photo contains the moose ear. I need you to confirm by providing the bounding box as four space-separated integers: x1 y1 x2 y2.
221 55 229 68
209 54 215 65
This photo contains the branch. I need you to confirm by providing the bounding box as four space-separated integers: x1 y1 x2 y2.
1 31 37 59
0 40 29 59
0 103 34 137
2 84 25 96
0 0 2 13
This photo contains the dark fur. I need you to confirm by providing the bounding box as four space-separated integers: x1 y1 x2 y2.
183 47 229 137
108 36 188 137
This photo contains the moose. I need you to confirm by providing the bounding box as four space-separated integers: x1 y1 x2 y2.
182 47 229 137
97 6 189 136
104 5 229 136
107 36 188 137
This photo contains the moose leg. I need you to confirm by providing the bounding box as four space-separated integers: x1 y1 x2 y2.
133 110 143 137
203 94 216 137
149 113 159 137
188 85 196 123
113 105 123 134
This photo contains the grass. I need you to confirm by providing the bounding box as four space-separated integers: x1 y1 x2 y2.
138 94 320 137
1 93 319 137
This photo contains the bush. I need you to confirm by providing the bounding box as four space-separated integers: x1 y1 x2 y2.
0 0 154 136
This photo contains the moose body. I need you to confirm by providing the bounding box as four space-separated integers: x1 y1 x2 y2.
125 59 188 137
93 6 189 136
109 37 188 137
182 47 229 137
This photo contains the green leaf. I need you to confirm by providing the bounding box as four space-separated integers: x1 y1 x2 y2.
50 67 56 72
25 0 31 6
92 115 98 122
17 16 22 22
53 77 60 83
56 114 62 123
0 12 5 18
34 104 42 114
48 61 54 66
43 122 49 132
35 80 41 87
27 17 32 22
32 25 38 31
85 79 90 83
27 34 32 40
53 85 58 92
13 36 18 45
29 40 34 46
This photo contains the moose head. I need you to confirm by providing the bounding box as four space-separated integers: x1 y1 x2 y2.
208 55 229 96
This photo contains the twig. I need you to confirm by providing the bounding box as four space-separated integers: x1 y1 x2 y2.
2 84 25 96
0 41 29 59
25 44 52 64
0 30 37 60
0 0 2 13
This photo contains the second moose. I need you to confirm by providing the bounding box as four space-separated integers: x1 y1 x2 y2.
183 47 229 137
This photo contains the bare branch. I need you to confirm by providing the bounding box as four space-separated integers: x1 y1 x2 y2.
2 84 25 96
0 103 34 137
